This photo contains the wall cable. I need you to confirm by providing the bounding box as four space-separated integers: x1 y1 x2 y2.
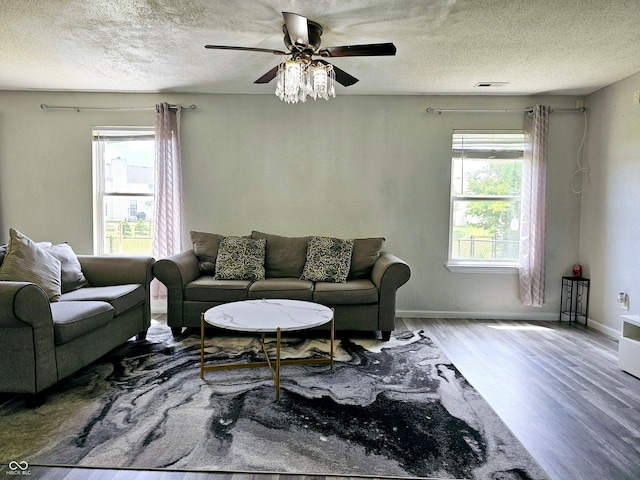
571 109 589 194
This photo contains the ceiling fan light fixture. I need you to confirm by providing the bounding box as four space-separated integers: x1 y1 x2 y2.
310 62 335 100
275 58 335 104
206 12 395 99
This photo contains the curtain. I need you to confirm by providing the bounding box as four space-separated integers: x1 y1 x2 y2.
152 103 184 300
519 105 551 306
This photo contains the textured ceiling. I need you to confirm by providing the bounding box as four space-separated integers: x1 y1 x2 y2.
1 0 639 96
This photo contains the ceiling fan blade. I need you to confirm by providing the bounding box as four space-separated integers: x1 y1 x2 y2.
317 60 359 87
254 65 280 84
205 45 287 55
282 12 309 49
317 43 397 57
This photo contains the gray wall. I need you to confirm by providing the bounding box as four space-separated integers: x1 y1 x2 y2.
0 91 586 321
580 71 640 335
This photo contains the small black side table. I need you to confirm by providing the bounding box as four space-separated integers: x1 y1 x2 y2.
559 276 590 326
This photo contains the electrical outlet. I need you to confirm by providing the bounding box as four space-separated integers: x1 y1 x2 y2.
618 292 629 310
634 90 640 105
622 296 629 310
576 99 584 109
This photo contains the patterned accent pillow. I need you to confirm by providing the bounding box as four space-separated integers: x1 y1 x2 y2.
301 236 354 283
214 236 266 281
0 228 62 301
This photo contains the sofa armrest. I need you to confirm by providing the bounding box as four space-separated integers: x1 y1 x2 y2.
153 250 201 290
152 250 201 329
371 252 411 290
371 252 411 334
0 282 58 394
77 255 155 288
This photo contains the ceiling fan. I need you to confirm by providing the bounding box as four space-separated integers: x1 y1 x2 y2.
204 12 397 89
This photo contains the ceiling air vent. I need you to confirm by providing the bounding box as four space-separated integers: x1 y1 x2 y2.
475 82 509 88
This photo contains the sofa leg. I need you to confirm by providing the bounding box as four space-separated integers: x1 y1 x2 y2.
25 392 46 408
381 331 391 341
136 329 148 341
171 327 183 337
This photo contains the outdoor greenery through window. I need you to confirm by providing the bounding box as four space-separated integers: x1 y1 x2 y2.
448 131 525 266
92 127 155 255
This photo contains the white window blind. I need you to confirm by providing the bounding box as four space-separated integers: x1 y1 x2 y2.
448 130 525 269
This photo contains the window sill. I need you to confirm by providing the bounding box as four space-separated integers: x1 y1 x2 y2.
446 263 519 274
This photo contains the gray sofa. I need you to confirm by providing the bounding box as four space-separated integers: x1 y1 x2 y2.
154 231 411 340
0 243 155 406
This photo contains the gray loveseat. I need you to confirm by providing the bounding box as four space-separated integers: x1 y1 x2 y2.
153 231 411 340
0 230 154 406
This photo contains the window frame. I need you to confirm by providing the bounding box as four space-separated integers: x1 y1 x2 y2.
92 126 155 255
446 130 525 274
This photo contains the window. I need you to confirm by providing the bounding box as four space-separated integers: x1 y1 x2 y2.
447 131 525 271
92 127 155 255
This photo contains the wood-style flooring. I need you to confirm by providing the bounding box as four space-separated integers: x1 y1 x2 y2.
401 317 640 480
4 317 639 480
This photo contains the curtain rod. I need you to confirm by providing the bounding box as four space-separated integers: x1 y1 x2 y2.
40 103 197 112
425 106 585 114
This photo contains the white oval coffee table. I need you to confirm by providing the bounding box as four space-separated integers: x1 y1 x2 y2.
200 299 335 401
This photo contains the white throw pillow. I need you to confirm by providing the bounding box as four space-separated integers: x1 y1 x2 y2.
0 228 62 301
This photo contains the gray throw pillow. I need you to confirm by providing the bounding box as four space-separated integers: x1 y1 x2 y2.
300 236 354 283
190 231 221 273
45 243 90 293
251 231 308 278
214 236 266 281
350 237 385 278
0 228 62 301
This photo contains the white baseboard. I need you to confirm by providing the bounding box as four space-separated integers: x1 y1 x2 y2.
396 310 621 338
151 298 167 314
396 310 559 321
583 318 620 338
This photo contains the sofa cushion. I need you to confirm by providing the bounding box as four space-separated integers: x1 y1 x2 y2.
248 278 314 301
60 284 145 316
0 228 62 301
214 236 266 281
313 279 379 305
251 231 308 278
350 237 385 278
45 243 90 293
185 277 251 302
50 301 114 345
301 236 354 283
190 231 221 274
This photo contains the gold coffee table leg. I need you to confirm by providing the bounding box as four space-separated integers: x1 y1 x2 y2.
276 327 281 401
200 313 205 379
330 308 335 369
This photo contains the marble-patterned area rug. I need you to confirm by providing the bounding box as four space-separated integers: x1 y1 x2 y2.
0 321 549 480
